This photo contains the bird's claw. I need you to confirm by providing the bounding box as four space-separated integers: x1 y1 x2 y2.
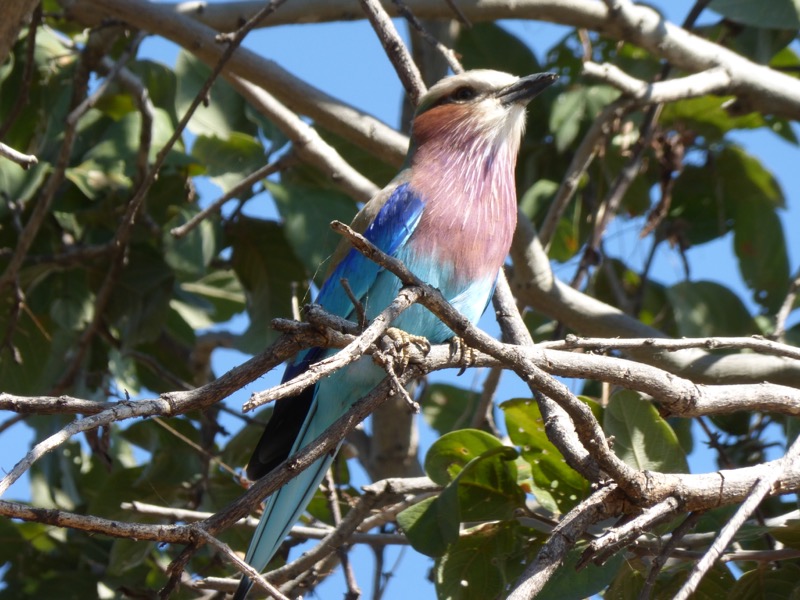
449 336 475 375
382 327 431 371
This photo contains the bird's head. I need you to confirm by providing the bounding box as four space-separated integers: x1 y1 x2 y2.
409 69 558 159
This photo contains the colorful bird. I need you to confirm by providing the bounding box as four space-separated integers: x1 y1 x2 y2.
234 69 557 598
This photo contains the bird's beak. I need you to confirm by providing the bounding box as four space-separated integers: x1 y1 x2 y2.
497 72 559 106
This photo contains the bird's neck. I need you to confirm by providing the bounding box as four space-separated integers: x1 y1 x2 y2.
408 131 519 284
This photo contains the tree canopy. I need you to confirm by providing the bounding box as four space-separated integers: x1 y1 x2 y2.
0 0 799 599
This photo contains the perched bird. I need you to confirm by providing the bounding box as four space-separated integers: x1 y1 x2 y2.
234 69 557 599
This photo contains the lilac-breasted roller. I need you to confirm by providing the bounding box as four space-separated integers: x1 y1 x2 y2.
234 69 557 598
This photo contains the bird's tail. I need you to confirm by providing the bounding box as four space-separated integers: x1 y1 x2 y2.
233 452 335 599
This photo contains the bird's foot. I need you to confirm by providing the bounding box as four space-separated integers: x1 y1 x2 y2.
382 327 431 372
449 336 475 376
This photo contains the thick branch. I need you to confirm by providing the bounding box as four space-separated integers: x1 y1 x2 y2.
157 0 800 119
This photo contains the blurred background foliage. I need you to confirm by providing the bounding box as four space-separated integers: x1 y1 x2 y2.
0 0 799 598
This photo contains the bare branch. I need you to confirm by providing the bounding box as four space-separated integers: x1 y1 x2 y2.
193 527 291 600
508 486 621 600
154 0 800 120
674 433 800 600
584 62 732 105
360 0 426 105
546 333 800 362
0 141 38 169
65 0 410 167
244 286 423 411
509 216 800 385
170 153 296 239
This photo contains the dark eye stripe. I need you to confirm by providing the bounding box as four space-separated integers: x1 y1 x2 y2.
451 86 477 102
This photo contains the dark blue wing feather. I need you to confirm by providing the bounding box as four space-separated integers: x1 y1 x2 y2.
316 182 424 320
244 181 425 480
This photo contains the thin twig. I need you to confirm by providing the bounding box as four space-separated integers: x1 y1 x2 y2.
170 153 296 239
0 141 37 169
773 266 800 341
539 100 626 248
391 0 464 74
546 333 800 362
193 527 291 600
673 433 800 600
0 2 41 139
639 511 704 600
245 287 423 411
359 0 426 106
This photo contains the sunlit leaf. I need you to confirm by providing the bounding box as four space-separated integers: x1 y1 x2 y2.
175 50 256 138
730 563 800 597
420 383 482 437
604 390 689 473
501 399 590 512
666 280 755 337
191 132 266 192
709 0 800 29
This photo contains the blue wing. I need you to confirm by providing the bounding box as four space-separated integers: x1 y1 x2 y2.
235 182 426 599
316 181 424 319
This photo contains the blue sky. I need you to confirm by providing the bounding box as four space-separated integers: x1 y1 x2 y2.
2 2 799 598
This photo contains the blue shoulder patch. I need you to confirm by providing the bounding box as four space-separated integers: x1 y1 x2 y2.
316 183 424 320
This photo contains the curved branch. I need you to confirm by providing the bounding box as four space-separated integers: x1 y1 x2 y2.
160 0 800 119
509 216 800 386
64 0 409 167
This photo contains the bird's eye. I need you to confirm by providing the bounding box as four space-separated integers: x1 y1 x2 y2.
451 86 477 102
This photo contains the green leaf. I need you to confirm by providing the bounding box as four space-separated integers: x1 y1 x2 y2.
179 269 246 323
420 383 482 437
549 86 619 153
315 127 397 188
666 280 755 337
606 559 735 600
65 158 131 199
538 545 625 600
191 132 266 192
455 23 541 75
48 270 95 331
661 96 766 141
603 390 689 473
163 206 217 277
770 519 800 549
434 521 536 600
129 60 180 124
732 189 790 314
729 563 800 598
83 107 184 174
424 429 505 486
397 494 460 558
719 145 785 209
404 432 523 557
709 0 800 29
175 50 256 138
669 165 731 245
0 160 49 216
269 180 358 286
550 89 587 152
501 398 590 513
519 179 559 223
107 538 154 576
105 245 175 346
229 217 308 354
